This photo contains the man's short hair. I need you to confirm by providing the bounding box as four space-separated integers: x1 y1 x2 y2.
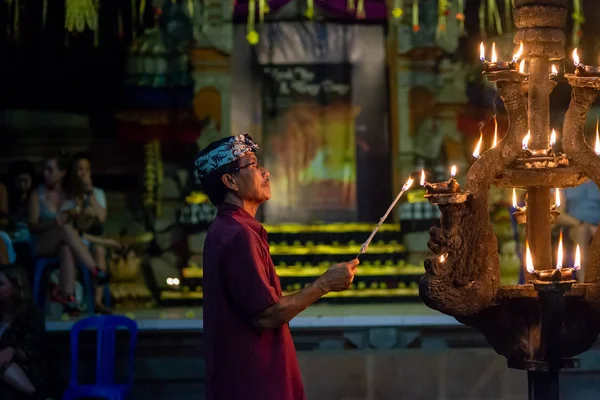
199 158 243 206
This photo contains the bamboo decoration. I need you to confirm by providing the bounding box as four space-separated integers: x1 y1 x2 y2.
246 0 259 45
356 0 366 19
504 0 511 32
412 0 419 32
304 0 314 19
479 0 485 37
572 0 584 47
456 0 465 34
436 0 448 38
259 0 266 23
391 0 404 21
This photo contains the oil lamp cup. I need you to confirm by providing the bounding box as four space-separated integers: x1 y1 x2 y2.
483 61 517 73
575 64 600 78
532 268 576 292
512 209 560 225
514 152 569 170
424 178 469 205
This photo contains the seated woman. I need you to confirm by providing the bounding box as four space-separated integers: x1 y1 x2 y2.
0 242 47 400
28 153 110 315
7 160 36 244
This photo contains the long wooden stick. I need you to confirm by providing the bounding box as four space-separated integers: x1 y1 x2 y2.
357 177 414 258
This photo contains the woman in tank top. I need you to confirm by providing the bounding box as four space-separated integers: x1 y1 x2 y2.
27 152 109 315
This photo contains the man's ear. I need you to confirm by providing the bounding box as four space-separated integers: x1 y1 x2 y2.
221 174 238 191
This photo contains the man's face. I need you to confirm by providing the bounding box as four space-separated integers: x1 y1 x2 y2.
227 154 271 204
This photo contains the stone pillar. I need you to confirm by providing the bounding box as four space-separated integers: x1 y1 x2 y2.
514 0 567 271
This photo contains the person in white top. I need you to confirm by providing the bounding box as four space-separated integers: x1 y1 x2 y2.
73 152 112 314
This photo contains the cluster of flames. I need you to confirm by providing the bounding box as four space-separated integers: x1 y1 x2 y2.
525 233 581 274
473 122 600 158
511 187 560 210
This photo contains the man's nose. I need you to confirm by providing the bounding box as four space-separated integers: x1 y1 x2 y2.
262 167 270 178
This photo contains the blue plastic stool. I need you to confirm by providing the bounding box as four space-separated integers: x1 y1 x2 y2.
62 315 138 400
32 257 95 313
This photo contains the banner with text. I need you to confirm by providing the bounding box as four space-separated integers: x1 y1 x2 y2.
261 64 357 223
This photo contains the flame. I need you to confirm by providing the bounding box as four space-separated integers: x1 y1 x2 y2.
402 177 415 191
522 130 531 150
573 48 580 66
551 64 558 76
512 42 523 62
439 253 447 263
525 241 534 273
512 188 518 209
420 169 426 186
556 230 563 270
450 165 457 178
595 116 600 156
574 245 581 271
550 129 557 147
555 188 561 208
473 134 483 158
492 116 498 148
491 43 497 63
519 59 525 73
479 42 485 62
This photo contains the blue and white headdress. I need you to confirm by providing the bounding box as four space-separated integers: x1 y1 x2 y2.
194 134 259 180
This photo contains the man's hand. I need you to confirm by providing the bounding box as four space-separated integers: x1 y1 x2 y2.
0 346 15 367
319 259 359 292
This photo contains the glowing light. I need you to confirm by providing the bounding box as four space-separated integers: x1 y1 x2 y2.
519 59 525 73
402 177 415 191
522 130 531 150
491 43 498 63
420 169 426 186
512 188 518 209
551 64 558 76
550 129 557 148
492 116 498 148
573 48 580 66
451 165 457 178
525 241 534 273
479 42 485 62
439 253 447 263
595 116 600 156
512 42 523 62
556 230 563 270
574 245 581 271
473 134 483 158
555 188 561 208
166 277 180 286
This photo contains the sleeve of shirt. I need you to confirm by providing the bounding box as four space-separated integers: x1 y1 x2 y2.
221 228 279 320
93 187 107 209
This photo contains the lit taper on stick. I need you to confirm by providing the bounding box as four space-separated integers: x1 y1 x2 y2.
356 177 414 258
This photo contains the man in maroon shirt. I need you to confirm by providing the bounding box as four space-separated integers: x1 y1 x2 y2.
195 134 359 400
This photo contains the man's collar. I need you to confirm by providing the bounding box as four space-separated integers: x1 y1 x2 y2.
218 202 266 238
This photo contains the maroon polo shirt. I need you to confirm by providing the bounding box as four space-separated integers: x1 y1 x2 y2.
203 203 305 400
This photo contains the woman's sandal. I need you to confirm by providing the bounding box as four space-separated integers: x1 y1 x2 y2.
94 304 113 315
93 267 111 285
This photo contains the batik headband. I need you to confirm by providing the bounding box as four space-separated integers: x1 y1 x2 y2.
194 134 259 180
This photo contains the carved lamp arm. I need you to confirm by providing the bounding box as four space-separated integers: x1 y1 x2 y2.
562 85 600 282
466 79 528 197
421 78 527 317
